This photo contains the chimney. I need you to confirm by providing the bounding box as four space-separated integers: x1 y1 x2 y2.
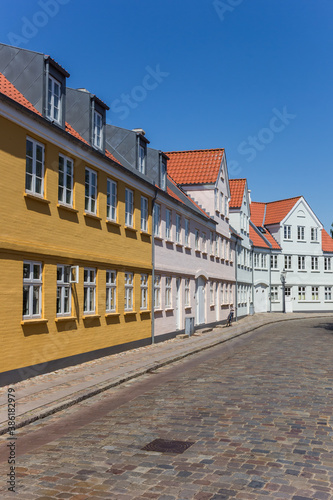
132 128 146 136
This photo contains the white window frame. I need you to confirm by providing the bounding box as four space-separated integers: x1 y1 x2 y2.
84 268 96 314
26 137 44 197
185 219 190 247
297 226 305 241
311 257 319 271
285 255 292 270
219 192 223 213
285 286 291 297
325 286 332 301
195 230 200 251
23 261 42 319
140 274 148 310
225 197 228 217
184 278 190 307
311 227 318 242
56 265 71 316
106 270 117 312
284 225 292 240
176 214 181 244
160 159 167 190
271 255 278 269
324 257 331 271
124 272 134 311
85 167 97 215
312 286 319 301
140 196 148 232
210 281 215 306
165 209 172 240
138 144 146 174
125 188 134 227
47 75 61 124
165 277 172 309
298 256 305 271
93 110 103 149
153 203 161 237
107 179 117 222
214 188 219 211
271 286 279 302
298 286 306 301
154 275 161 309
58 154 74 207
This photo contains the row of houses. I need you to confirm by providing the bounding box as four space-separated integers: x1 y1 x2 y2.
0 43 332 385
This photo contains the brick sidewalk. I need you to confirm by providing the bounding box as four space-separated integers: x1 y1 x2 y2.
1 312 332 434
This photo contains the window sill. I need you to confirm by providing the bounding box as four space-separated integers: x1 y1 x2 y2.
84 212 102 221
24 193 51 204
106 219 121 227
105 312 120 317
184 306 191 310
175 243 183 248
195 250 201 254
324 271 333 273
140 230 151 236
165 239 174 244
154 309 163 313
82 314 101 319
140 309 151 314
165 308 174 312
125 226 137 232
311 271 320 273
154 235 163 241
298 270 307 273
202 251 208 256
297 240 306 243
185 246 192 250
324 300 333 303
21 318 48 325
57 203 78 213
55 316 77 322
124 311 137 315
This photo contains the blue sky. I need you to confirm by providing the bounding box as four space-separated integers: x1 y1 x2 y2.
1 0 332 231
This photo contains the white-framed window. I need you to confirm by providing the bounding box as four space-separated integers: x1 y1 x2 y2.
229 284 233 304
153 203 161 237
312 286 319 301
84 268 96 314
185 219 190 246
214 188 218 211
324 257 331 271
261 254 267 269
124 272 134 311
154 275 161 309
219 192 223 213
85 167 97 214
165 277 172 308
210 281 214 305
210 232 214 254
325 286 332 301
47 75 61 123
297 226 305 241
58 154 73 206
56 265 71 316
125 188 134 227
254 253 259 268
285 286 291 297
107 179 117 222
26 138 44 196
185 278 190 307
140 274 148 310
138 144 146 174
225 197 228 217
140 196 148 232
23 261 42 319
165 209 172 240
298 286 306 301
195 230 200 250
271 255 278 269
284 225 292 240
93 110 103 149
271 286 279 301
298 256 305 270
285 255 292 270
176 214 181 243
106 270 116 312
311 228 318 242
202 232 207 253
160 159 167 190
311 257 319 271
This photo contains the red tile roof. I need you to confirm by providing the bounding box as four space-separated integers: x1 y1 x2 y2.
250 202 266 226
322 229 333 252
229 179 247 208
264 197 301 225
65 122 88 145
0 72 42 115
264 230 281 250
249 225 270 249
166 149 224 185
105 149 123 166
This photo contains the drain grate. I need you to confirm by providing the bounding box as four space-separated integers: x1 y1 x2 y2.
141 438 195 454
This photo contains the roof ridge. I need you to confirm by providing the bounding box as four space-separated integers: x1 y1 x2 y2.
166 148 224 154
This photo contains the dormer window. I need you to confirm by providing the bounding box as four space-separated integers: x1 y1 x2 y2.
160 158 167 190
47 75 61 124
139 144 146 174
93 110 103 149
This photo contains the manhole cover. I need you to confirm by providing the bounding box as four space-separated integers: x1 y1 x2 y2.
141 438 195 454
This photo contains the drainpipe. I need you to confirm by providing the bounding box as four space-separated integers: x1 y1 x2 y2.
151 189 158 344
269 249 272 312
251 246 254 311
235 239 238 322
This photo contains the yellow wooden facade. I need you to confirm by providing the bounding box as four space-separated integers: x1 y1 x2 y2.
0 111 153 378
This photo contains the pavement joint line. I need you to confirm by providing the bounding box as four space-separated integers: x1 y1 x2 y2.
0 313 332 435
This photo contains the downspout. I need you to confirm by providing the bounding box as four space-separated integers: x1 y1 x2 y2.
235 239 238 322
151 189 158 344
251 246 254 309
269 248 272 312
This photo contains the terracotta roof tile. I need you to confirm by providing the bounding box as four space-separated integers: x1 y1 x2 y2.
264 230 281 250
229 179 246 208
322 229 333 252
264 197 301 225
105 149 123 166
250 202 266 226
65 122 88 145
0 72 41 115
165 149 224 185
249 225 270 249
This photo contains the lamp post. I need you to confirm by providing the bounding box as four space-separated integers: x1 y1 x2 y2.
280 268 287 313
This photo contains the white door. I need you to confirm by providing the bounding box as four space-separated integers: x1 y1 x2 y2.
254 285 268 313
196 277 206 325
285 287 293 312
176 278 181 330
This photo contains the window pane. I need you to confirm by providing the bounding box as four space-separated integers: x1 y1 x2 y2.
33 286 40 315
33 264 40 280
56 286 61 314
23 286 30 316
23 263 30 279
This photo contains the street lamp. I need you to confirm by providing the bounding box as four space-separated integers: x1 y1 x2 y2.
280 268 287 313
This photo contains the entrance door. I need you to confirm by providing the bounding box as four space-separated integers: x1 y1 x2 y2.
254 284 268 313
285 287 293 312
176 278 181 330
196 277 206 325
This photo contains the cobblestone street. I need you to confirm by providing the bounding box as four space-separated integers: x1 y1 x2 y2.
1 318 333 499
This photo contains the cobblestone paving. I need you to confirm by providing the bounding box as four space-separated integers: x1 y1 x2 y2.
1 319 333 499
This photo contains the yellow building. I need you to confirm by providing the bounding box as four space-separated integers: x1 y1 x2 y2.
0 70 153 385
